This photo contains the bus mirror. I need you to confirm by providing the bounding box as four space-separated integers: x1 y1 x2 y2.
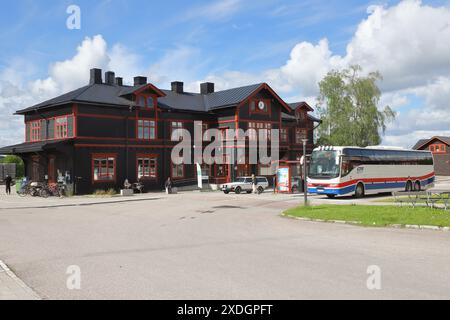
336 157 340 166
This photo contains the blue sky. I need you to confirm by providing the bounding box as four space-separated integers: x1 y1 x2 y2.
1 0 450 147
0 0 408 82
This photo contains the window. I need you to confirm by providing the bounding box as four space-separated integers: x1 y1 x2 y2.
55 117 68 139
280 128 288 142
171 122 184 141
248 122 272 140
202 123 210 140
295 129 307 144
171 163 184 178
220 127 229 141
30 121 41 142
92 155 116 182
147 97 155 109
430 144 446 153
137 156 157 179
201 164 211 177
138 120 156 140
137 96 146 107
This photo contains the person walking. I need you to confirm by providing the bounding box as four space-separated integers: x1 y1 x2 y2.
4 175 12 195
165 177 173 195
252 174 257 194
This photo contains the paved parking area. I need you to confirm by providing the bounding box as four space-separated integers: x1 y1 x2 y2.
0 189 450 300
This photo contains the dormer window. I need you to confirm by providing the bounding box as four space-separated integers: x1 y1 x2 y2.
137 96 146 107
135 95 155 108
147 96 155 108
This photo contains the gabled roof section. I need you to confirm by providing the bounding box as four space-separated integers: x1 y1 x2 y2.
412 139 430 150
413 136 450 150
206 83 263 110
281 112 321 123
235 83 292 112
119 83 166 97
288 102 314 112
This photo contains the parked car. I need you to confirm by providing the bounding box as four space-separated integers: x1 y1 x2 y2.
222 177 269 194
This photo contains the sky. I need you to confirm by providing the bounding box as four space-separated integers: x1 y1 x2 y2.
0 0 450 148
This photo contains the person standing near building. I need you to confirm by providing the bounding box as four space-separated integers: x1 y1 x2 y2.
4 175 12 195
252 174 257 194
165 177 173 195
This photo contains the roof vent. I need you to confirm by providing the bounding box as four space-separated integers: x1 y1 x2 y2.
90 68 102 85
105 71 115 85
171 81 184 94
134 76 147 86
200 82 215 95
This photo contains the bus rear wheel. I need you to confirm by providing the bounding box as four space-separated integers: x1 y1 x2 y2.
355 183 365 198
414 181 421 191
327 194 336 199
405 181 413 192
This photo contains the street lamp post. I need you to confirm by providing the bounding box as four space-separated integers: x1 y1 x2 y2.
302 139 308 206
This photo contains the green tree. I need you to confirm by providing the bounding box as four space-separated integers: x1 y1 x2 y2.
0 155 24 177
316 65 396 147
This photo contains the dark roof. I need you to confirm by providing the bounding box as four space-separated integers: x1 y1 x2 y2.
412 139 430 150
15 80 301 115
413 136 450 150
0 140 73 155
281 112 321 123
16 84 133 114
159 83 264 112
206 83 263 109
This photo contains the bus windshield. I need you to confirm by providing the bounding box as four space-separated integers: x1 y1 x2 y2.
309 150 340 179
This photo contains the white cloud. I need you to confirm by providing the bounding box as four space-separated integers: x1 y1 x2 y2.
195 0 450 147
0 35 136 147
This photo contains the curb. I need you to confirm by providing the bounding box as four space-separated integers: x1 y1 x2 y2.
0 260 41 300
281 214 450 232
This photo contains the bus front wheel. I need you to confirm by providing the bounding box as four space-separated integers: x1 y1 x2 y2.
355 183 365 198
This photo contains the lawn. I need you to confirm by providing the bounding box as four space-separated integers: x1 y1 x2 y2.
283 205 450 228
373 195 449 204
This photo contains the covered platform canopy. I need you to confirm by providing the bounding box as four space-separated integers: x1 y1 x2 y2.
0 140 73 155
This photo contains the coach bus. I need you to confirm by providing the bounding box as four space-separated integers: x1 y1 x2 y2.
307 146 435 198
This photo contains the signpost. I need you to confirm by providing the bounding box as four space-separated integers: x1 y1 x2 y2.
302 139 308 206
196 163 203 189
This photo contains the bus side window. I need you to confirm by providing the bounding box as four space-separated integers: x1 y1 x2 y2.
341 160 354 177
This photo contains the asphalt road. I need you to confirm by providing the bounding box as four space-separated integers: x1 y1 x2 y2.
0 191 449 300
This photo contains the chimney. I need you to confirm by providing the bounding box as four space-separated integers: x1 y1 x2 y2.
200 82 215 95
134 76 147 86
105 71 115 85
171 81 184 94
90 68 102 85
115 77 123 86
